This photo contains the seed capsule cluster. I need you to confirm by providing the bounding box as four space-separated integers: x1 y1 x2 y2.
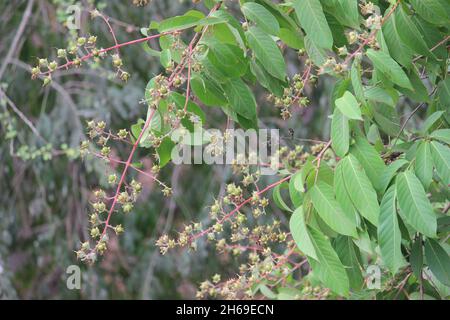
31 15 131 86
132 0 151 6
77 119 173 263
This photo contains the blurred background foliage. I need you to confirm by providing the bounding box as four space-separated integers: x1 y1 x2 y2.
1 0 349 299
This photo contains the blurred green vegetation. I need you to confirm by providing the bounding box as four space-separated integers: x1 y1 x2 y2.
0 0 338 299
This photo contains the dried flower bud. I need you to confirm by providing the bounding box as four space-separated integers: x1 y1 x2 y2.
108 174 117 184
90 227 100 238
57 49 67 58
77 37 87 46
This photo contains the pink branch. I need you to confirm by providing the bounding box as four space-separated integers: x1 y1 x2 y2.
43 33 170 75
190 175 292 242
97 109 156 243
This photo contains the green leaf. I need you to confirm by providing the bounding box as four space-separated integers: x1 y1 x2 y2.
201 53 230 82
191 73 227 106
335 91 362 120
341 155 380 226
366 49 413 90
409 292 436 300
246 26 287 80
170 92 206 124
396 171 437 238
394 6 434 58
410 0 450 26
373 103 402 137
205 40 248 78
156 137 175 167
158 13 226 33
410 236 424 279
350 136 387 193
380 159 409 192
436 78 450 123
364 86 395 107
159 49 171 68
159 35 184 63
279 28 304 49
378 185 406 275
134 111 163 148
415 141 434 189
297 159 315 193
273 183 292 212
310 181 358 237
424 268 450 299
158 15 201 32
351 59 365 102
353 229 375 256
258 285 277 299
430 129 450 145
331 78 351 111
421 111 445 134
222 78 257 120
308 226 350 296
304 35 328 66
209 10 246 49
430 141 450 185
333 235 364 290
289 172 303 208
277 287 301 300
334 160 359 226
397 69 430 104
307 162 334 188
326 0 360 29
290 207 318 260
192 16 227 29
290 169 306 193
382 13 413 68
249 60 286 97
292 0 333 49
424 239 450 286
331 108 349 158
241 2 280 36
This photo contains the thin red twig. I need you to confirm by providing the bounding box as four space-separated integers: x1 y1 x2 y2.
43 33 171 75
98 109 156 243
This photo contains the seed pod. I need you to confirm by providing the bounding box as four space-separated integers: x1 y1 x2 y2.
57 49 67 58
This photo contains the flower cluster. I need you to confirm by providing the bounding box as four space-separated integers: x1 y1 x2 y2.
132 0 152 7
267 70 314 120
76 118 174 263
31 10 133 86
154 138 334 297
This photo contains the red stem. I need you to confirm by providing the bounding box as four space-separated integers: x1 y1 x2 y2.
344 0 401 65
98 109 156 242
98 13 121 56
190 175 292 241
43 33 171 75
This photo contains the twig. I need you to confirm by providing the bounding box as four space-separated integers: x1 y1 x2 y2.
394 272 412 300
344 0 401 66
413 35 450 63
313 140 332 183
97 109 156 244
392 102 426 147
190 139 333 242
96 12 121 57
391 86 438 148
42 32 172 75
0 88 47 143
0 0 35 80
